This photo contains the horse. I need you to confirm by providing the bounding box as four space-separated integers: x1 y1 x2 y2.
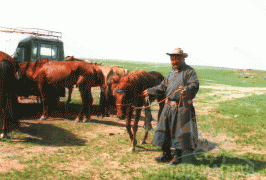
65 56 129 118
111 70 165 151
64 56 102 104
17 58 104 122
0 51 20 138
98 65 129 118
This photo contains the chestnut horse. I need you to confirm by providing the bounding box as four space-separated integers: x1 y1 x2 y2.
111 70 165 151
66 56 129 118
18 58 104 122
64 56 102 104
99 65 129 118
0 51 20 138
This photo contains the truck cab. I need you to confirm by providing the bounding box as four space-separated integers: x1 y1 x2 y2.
13 36 66 98
13 36 65 63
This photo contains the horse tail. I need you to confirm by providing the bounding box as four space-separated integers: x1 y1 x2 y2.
0 59 20 135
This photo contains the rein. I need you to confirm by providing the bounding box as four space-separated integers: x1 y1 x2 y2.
115 88 180 110
134 89 180 110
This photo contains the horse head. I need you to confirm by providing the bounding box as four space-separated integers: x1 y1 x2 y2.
65 56 75 61
111 75 133 120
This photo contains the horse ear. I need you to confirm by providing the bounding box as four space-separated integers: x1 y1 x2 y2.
124 69 128 74
111 75 120 84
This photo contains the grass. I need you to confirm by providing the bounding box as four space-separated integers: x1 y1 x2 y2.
218 94 266 124
213 94 266 149
89 59 266 87
1 60 266 179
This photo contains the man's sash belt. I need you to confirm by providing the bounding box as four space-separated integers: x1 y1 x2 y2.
166 99 190 107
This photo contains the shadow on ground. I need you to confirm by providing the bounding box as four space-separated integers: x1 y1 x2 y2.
18 121 87 146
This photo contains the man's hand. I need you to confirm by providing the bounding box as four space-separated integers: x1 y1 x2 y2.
143 90 149 96
178 86 187 95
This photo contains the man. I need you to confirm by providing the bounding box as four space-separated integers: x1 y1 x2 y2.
143 48 199 165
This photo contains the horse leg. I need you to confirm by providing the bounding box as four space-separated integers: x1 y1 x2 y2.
83 88 92 123
39 93 48 121
50 96 62 118
99 89 106 118
66 86 73 104
125 106 134 150
75 86 92 123
129 108 141 152
106 97 112 117
1 96 18 138
141 131 149 144
37 96 41 104
0 106 8 138
75 87 84 122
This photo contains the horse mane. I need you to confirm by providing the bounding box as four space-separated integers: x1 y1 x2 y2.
111 66 128 76
119 70 149 91
65 56 84 62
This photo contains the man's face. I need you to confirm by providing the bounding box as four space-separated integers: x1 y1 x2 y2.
170 55 183 69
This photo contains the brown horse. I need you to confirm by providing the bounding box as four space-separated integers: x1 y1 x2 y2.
18 58 104 122
66 56 129 118
98 65 129 118
64 56 102 104
111 70 165 151
0 51 20 138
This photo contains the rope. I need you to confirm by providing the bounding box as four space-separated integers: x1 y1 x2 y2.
116 88 180 110
134 89 180 110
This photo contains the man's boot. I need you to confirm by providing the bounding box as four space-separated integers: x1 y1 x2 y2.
155 149 172 163
170 149 182 166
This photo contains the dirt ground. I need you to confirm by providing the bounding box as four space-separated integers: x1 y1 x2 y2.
1 85 266 173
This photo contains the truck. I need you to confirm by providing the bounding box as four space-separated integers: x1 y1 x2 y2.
0 26 66 98
0 27 65 63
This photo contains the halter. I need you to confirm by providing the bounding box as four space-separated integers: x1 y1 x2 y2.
113 87 132 106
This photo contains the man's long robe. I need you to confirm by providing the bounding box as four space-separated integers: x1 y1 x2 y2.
146 64 199 150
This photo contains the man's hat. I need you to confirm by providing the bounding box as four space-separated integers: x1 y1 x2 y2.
166 48 188 58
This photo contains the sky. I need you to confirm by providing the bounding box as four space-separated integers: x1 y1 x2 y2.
1 0 266 70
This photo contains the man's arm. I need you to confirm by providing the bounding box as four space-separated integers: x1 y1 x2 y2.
182 69 199 101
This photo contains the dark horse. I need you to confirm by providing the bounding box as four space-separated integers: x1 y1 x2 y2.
18 58 104 122
0 51 20 138
111 70 165 151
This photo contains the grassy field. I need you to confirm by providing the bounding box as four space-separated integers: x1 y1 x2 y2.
1 60 266 179
94 59 266 87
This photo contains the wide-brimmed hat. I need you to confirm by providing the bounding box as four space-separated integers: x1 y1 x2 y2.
166 48 188 58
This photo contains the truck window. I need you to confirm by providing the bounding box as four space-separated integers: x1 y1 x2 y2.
40 44 58 60
31 43 38 61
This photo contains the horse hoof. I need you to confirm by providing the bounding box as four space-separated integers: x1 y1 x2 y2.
83 117 90 123
128 147 135 152
1 133 7 138
39 117 46 121
140 140 147 144
75 118 81 123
